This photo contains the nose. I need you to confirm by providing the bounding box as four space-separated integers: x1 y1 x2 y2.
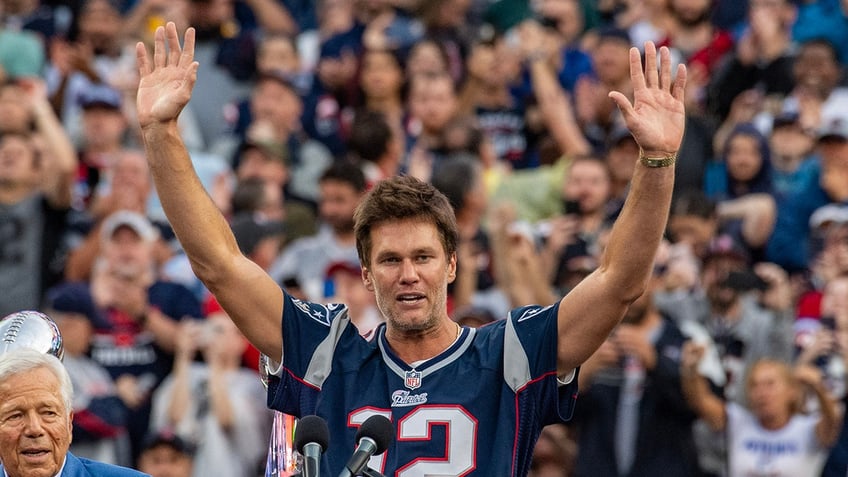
399 258 419 284
22 412 45 437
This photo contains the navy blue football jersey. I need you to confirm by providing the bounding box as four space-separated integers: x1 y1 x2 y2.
268 292 578 476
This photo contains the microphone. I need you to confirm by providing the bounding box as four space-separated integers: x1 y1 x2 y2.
338 415 394 477
294 415 330 477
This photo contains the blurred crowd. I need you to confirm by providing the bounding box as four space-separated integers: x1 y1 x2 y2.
1 0 848 475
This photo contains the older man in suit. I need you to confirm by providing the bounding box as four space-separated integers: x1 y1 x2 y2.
0 348 148 477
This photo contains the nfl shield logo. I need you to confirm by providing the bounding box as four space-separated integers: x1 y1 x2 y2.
404 370 422 390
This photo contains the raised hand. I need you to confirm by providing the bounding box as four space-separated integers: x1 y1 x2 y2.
608 42 686 157
135 22 198 129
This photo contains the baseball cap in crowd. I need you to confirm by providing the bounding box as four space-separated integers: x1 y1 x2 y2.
141 430 196 457
596 26 632 46
79 83 123 110
100 210 159 244
325 259 362 278
319 33 357 60
229 213 285 256
704 234 750 264
818 117 848 143
809 204 848 230
46 282 110 329
772 111 801 130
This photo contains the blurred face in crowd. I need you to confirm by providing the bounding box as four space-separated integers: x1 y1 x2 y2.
702 254 747 312
820 225 848 277
748 0 796 30
319 179 363 235
189 0 234 30
360 49 404 102
670 0 712 26
592 38 631 85
466 42 497 84
317 51 358 90
725 133 764 183
77 0 123 54
0 133 40 189
53 311 94 357
563 158 611 215
406 40 448 78
81 106 127 152
0 84 31 134
138 445 193 477
746 360 797 426
537 0 584 43
111 150 152 204
822 275 848 321
236 147 289 188
467 38 521 89
250 78 302 138
409 74 458 135
0 367 73 477
793 42 842 98
257 36 300 75
819 136 848 202
101 226 155 279
606 137 639 185
330 266 376 330
769 123 814 167
318 0 355 35
667 214 716 258
202 312 248 359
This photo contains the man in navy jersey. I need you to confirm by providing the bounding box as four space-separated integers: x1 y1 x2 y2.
135 23 687 476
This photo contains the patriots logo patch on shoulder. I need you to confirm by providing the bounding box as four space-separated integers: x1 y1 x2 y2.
291 298 332 326
516 305 553 322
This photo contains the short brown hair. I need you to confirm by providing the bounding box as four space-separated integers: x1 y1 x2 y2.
354 175 458 267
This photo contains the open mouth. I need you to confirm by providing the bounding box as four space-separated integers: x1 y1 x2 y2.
397 293 425 304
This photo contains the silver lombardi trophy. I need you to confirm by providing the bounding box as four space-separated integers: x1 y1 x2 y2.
0 310 64 360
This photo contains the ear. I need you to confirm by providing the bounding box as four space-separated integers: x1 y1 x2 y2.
68 410 74 441
362 267 374 291
447 252 458 284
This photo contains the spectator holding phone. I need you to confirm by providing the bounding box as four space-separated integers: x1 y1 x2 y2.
149 312 271 477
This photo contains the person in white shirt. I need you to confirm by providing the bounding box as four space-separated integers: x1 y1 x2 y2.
682 344 842 476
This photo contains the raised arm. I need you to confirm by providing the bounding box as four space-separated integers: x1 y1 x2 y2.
795 365 841 447
136 23 284 361
680 342 727 431
555 43 686 374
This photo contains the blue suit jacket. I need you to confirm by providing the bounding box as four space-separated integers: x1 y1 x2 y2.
1 452 149 477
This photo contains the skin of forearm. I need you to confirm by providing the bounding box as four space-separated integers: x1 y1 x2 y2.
529 61 592 157
680 369 726 431
600 164 674 301
207 366 236 431
142 123 241 285
167 353 193 425
809 381 840 445
32 99 77 207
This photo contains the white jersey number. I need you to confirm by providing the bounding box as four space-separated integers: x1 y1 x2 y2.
349 405 477 476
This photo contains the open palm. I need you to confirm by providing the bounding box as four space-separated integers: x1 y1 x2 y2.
135 22 198 129
609 43 686 156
